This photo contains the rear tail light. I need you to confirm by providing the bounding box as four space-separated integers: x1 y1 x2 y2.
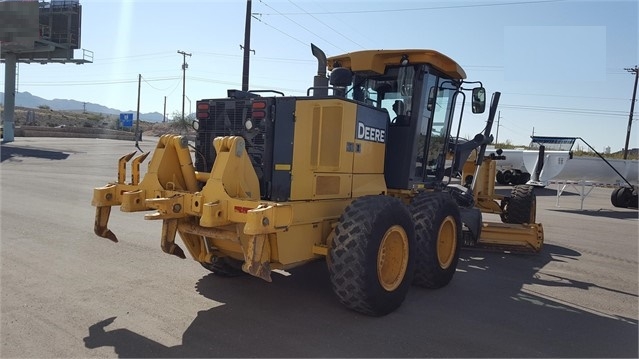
196 102 210 119
251 100 267 119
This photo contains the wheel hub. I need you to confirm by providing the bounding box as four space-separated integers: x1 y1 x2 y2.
377 225 409 291
437 216 457 269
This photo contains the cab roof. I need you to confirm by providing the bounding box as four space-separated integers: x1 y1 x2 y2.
326 49 466 79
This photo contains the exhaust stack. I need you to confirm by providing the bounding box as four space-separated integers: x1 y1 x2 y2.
311 43 328 96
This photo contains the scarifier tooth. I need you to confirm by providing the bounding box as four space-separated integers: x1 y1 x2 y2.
117 151 137 184
131 152 150 185
162 243 186 259
95 227 118 243
94 206 118 243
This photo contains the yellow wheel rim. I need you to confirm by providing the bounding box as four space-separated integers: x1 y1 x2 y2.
377 225 409 291
437 216 457 269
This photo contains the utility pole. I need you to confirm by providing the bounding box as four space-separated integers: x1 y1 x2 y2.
495 111 501 144
623 66 638 159
177 50 192 122
135 74 141 149
163 96 167 123
241 0 254 92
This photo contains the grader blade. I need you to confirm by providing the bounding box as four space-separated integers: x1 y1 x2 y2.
473 222 544 254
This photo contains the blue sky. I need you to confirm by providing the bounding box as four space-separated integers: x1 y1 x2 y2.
2 0 638 151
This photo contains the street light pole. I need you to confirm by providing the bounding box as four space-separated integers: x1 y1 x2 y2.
623 66 638 159
178 50 192 122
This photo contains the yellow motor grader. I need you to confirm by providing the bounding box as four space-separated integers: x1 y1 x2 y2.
91 44 542 316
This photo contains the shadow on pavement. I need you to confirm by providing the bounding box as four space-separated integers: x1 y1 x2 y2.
495 186 575 198
1 145 71 162
549 208 638 219
82 243 638 358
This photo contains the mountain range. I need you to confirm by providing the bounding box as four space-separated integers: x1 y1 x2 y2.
0 91 166 122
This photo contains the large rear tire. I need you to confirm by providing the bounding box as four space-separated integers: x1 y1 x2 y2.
328 196 415 316
501 185 536 224
409 191 462 289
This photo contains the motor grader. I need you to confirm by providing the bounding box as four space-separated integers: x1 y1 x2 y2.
92 44 542 316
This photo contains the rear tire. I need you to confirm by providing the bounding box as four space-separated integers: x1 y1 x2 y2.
501 185 536 224
616 186 639 209
502 170 513 186
496 171 506 185
517 172 531 185
328 196 415 316
611 187 621 207
409 191 462 289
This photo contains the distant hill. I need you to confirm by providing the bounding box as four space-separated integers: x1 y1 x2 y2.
0 91 166 122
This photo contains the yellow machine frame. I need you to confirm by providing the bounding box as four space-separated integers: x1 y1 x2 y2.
461 153 543 252
91 46 544 316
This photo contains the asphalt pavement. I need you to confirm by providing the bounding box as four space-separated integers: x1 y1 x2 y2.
1 137 637 358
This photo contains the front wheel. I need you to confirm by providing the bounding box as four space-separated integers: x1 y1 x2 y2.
501 185 536 224
409 191 462 289
328 196 415 316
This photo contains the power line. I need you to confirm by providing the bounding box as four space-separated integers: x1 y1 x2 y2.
498 103 630 117
503 92 631 102
260 0 567 15
257 0 347 52
305 2 377 49
189 76 304 94
251 14 307 47
18 76 180 86
141 75 181 92
94 52 176 62
285 0 364 49
196 51 314 64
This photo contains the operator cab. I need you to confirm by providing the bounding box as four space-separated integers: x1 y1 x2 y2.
328 51 485 190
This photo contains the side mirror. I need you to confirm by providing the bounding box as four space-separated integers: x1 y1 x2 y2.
471 87 486 114
192 120 199 131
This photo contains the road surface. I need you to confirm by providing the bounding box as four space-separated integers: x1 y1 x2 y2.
1 137 637 358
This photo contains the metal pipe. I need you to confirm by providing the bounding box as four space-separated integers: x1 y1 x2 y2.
311 43 328 96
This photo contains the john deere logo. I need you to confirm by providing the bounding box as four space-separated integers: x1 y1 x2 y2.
357 121 385 143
